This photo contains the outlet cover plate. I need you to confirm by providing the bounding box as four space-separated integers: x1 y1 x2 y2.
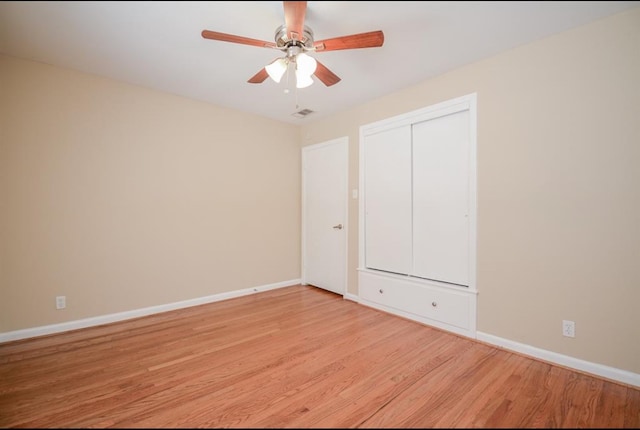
562 320 575 338
56 296 66 310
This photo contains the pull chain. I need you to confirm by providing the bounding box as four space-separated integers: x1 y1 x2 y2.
282 61 301 111
295 82 300 110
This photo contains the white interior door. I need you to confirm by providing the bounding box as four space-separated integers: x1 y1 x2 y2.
302 137 348 295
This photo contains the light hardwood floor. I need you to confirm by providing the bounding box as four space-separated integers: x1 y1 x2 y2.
1 285 638 428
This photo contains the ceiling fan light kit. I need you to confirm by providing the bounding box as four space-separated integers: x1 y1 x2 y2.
201 1 384 88
295 70 314 89
296 52 317 76
265 58 288 83
265 46 317 88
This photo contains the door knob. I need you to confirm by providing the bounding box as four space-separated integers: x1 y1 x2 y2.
332 224 343 230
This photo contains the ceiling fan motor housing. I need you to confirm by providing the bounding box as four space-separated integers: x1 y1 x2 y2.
274 24 315 49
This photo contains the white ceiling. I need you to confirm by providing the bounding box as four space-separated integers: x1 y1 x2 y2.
1 1 638 125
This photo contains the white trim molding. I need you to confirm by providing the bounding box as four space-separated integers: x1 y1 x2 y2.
0 279 301 343
477 332 640 388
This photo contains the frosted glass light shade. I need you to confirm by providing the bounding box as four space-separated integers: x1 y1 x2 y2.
296 70 313 89
265 58 288 83
296 53 317 76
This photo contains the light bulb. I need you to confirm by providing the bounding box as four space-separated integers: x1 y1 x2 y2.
296 53 317 76
296 70 313 89
265 58 288 83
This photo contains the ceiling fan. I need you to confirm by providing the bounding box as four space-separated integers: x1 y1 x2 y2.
201 1 384 88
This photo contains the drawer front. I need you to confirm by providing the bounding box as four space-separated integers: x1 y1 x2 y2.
359 271 471 331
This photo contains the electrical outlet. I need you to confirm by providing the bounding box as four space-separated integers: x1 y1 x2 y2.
56 295 66 310
562 320 575 338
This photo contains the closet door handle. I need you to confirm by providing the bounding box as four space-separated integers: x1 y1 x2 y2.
332 224 343 230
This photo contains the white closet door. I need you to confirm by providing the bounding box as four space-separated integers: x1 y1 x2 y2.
364 126 412 275
412 110 470 286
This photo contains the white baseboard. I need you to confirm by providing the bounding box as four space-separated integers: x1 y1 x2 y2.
0 279 301 343
477 331 640 388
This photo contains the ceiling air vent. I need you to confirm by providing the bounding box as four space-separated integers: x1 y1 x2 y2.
292 108 314 119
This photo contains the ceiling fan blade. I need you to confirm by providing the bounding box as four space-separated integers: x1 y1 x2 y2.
283 1 307 41
314 30 384 52
247 68 269 84
202 30 277 49
314 60 341 87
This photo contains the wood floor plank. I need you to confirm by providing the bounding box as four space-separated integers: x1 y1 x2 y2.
359 342 504 428
5 290 370 427
110 307 406 428
122 313 415 428
251 321 461 428
0 285 637 428
624 385 640 427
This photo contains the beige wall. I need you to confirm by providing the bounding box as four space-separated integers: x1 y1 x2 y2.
300 8 640 374
0 55 301 332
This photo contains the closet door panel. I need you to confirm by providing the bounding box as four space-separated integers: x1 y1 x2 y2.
412 111 470 286
364 126 412 274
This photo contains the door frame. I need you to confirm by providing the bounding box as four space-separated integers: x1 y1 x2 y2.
301 136 349 295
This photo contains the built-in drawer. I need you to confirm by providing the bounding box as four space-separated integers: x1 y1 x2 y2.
358 270 475 335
